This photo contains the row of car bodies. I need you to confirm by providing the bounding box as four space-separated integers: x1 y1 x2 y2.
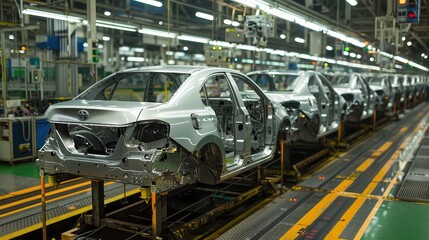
37 66 427 192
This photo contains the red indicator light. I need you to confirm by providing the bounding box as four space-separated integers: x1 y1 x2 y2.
408 11 416 19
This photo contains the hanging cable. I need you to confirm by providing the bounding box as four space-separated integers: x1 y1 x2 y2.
19 117 31 142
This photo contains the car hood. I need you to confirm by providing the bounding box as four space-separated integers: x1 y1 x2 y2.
264 91 308 103
45 100 161 125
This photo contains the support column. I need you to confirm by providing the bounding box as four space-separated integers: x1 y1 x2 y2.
91 180 105 227
87 0 97 82
151 187 167 237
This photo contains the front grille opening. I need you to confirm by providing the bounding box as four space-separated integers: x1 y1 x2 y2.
59 124 126 155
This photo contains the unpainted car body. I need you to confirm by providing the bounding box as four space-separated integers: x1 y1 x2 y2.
327 73 378 122
365 74 396 115
402 74 415 105
248 70 346 142
37 66 294 192
387 74 405 108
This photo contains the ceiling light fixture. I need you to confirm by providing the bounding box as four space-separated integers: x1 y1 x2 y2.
22 8 82 23
224 19 240 26
96 20 137 32
294 37 305 43
177 35 210 43
346 0 358 6
195 12 214 21
407 41 412 46
133 47 144 52
280 34 286 39
138 28 177 38
127 56 145 62
325 45 333 51
134 0 163 7
104 11 111 16
102 36 110 41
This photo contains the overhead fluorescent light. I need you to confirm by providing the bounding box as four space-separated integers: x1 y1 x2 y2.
102 36 110 41
133 47 145 53
346 0 358 6
326 45 333 51
394 56 409 64
230 0 257 9
236 44 258 51
294 37 305 43
96 23 136 32
138 28 177 38
223 19 240 26
96 20 137 32
177 35 210 43
195 12 214 21
22 8 82 23
127 57 145 62
209 40 236 48
134 0 163 7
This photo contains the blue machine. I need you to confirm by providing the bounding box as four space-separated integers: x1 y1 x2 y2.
0 117 50 164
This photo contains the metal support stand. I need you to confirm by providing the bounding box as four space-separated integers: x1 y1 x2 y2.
393 102 397 117
91 180 105 227
373 110 377 133
280 140 285 193
337 121 343 153
40 170 47 240
404 98 407 111
151 189 167 237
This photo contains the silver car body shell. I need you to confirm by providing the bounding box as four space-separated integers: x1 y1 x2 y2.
247 70 346 141
38 66 292 192
330 73 377 122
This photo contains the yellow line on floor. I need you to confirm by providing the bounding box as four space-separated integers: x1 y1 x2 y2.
0 177 82 201
377 141 392 152
325 197 366 239
0 181 91 211
0 182 115 219
0 183 53 201
325 148 396 238
280 177 356 239
356 158 374 172
1 187 141 240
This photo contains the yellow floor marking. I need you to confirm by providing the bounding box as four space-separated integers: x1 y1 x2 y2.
280 193 338 240
325 197 366 239
280 177 356 239
0 182 115 218
356 158 374 172
0 183 53 201
377 141 392 152
371 151 382 157
0 181 91 210
0 177 83 201
399 127 408 133
1 187 141 239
